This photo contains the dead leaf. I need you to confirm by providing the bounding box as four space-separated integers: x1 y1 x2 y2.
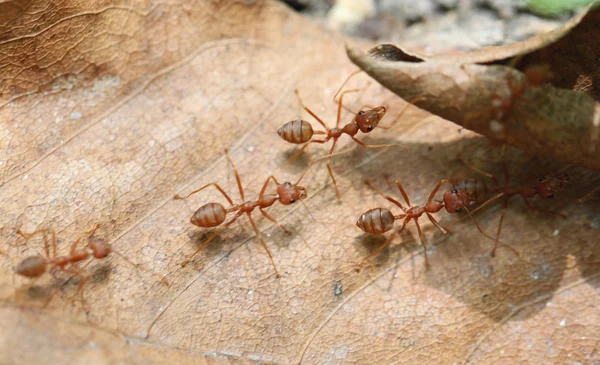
347 7 600 171
1 1 600 365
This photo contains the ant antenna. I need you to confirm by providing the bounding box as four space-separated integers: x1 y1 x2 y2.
110 249 169 286
333 69 363 102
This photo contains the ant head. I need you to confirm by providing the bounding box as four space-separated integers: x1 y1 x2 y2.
535 173 568 199
89 238 112 259
277 182 307 205
442 188 470 213
16 255 47 278
354 106 386 133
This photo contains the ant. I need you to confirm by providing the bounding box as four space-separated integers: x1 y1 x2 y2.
13 224 167 307
355 178 508 269
466 63 552 139
174 149 317 278
278 78 420 199
450 151 569 257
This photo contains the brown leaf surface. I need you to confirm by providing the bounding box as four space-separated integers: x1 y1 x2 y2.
1 1 600 364
347 8 600 171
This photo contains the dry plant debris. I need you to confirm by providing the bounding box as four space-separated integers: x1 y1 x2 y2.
0 1 599 365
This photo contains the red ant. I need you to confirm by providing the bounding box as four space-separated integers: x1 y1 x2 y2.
278 79 419 199
174 149 319 278
466 63 552 139
450 151 569 256
13 224 167 307
355 178 507 269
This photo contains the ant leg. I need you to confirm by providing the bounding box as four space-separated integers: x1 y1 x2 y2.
426 213 448 234
576 185 600 203
17 228 56 258
260 209 290 234
259 175 281 197
174 183 234 205
413 219 427 251
109 249 169 285
491 199 509 257
365 180 405 209
458 154 500 186
225 149 245 201
246 213 280 278
325 139 341 199
57 264 88 309
283 138 329 167
523 198 566 218
357 218 409 269
427 179 453 202
333 69 363 102
68 224 100 256
378 97 426 130
454 206 520 257
413 219 429 265
69 238 84 256
336 89 361 128
181 211 243 267
500 144 510 184
391 180 412 207
82 224 100 236
77 273 90 310
295 89 328 130
349 136 409 150
72 266 90 310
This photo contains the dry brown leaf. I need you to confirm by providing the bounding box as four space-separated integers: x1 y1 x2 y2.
1 1 600 365
347 8 600 171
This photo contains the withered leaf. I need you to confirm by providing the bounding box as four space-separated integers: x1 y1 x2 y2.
1 1 600 365
348 8 600 171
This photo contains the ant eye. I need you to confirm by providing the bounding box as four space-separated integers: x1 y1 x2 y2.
367 126 373 131
456 208 462 213
451 189 458 194
358 111 365 115
547 194 554 199
290 199 295 203
285 182 291 186
538 177 546 182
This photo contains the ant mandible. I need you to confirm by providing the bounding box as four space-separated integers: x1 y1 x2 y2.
14 224 167 307
174 148 316 278
277 76 419 199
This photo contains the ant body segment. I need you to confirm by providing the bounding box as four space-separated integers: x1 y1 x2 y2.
174 149 311 278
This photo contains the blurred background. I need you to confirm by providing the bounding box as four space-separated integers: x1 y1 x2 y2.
278 0 596 52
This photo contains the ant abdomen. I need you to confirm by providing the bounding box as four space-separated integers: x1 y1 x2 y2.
356 208 395 234
454 179 486 199
16 255 47 278
277 119 314 144
191 202 227 228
